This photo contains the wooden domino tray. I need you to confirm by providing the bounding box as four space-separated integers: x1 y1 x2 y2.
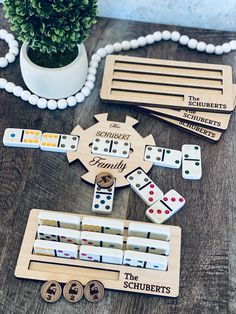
15 209 181 297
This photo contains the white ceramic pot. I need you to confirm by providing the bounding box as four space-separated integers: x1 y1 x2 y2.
20 42 88 99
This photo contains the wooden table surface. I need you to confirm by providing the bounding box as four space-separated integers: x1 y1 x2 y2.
0 10 235 314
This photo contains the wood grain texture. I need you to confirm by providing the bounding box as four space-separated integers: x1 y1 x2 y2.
0 8 236 314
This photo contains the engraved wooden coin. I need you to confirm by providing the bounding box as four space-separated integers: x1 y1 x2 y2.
83 280 105 302
63 280 83 303
95 172 114 188
41 280 62 303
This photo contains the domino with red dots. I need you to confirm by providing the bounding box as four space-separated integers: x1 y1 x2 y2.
33 239 78 259
126 168 163 206
146 190 185 224
38 225 81 245
81 231 123 249
40 132 79 153
3 128 42 148
80 245 123 264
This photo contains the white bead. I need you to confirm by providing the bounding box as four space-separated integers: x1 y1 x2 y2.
0 29 8 40
28 94 39 105
89 60 99 68
153 31 162 42
215 45 223 55
5 33 15 43
91 53 101 63
205 44 215 54
222 43 231 53
146 34 155 44
229 40 236 50
97 48 107 58
113 42 122 52
88 67 97 75
130 39 139 49
137 36 147 47
13 86 23 97
5 52 15 63
8 40 19 48
47 99 57 110
21 90 31 101
37 98 47 109
81 86 91 97
0 78 7 89
196 41 206 52
85 80 94 90
188 39 198 49
9 46 19 56
105 44 114 54
87 74 96 82
67 96 77 107
5 82 15 93
179 35 189 45
0 57 8 68
75 92 85 103
171 31 180 42
121 41 131 50
57 99 68 110
162 30 171 40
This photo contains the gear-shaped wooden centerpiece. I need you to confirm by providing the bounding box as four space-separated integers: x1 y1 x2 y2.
67 113 156 187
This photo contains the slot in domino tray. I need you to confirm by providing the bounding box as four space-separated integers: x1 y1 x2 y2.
15 209 181 297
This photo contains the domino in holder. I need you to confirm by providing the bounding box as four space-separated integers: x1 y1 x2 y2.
80 245 123 265
81 231 123 249
34 239 78 259
3 128 42 148
128 222 170 241
182 144 202 180
38 211 80 230
126 237 170 256
15 209 181 297
82 216 124 235
38 225 80 244
144 146 181 169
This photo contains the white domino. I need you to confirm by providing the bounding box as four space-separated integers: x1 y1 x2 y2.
126 237 170 256
144 146 182 169
146 190 185 224
91 137 130 158
38 226 81 244
182 144 202 180
3 128 42 148
80 245 123 264
126 168 163 206
128 222 170 241
82 217 124 235
123 250 168 271
40 132 79 153
81 231 123 249
38 212 80 230
92 181 115 214
34 239 78 259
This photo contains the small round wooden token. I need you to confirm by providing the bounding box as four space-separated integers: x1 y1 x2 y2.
95 172 114 188
63 280 83 303
83 280 105 303
41 280 62 303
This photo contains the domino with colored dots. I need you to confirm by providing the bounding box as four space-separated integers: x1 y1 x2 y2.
80 245 123 264
182 144 202 180
82 217 124 235
126 168 163 206
92 180 115 214
126 237 170 256
144 146 182 169
33 239 78 259
38 226 81 245
3 128 42 148
40 132 79 153
81 231 123 249
91 137 131 158
38 212 80 230
146 190 185 224
128 222 170 241
123 250 168 271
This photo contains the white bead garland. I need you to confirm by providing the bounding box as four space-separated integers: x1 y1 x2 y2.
0 28 235 110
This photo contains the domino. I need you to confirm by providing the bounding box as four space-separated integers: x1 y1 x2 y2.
92 181 115 214
33 239 78 259
146 190 185 224
80 245 123 264
40 132 79 153
126 168 163 206
38 226 81 244
91 137 131 158
123 250 168 271
128 222 170 241
81 231 123 249
38 212 80 230
182 144 202 180
126 237 170 256
3 128 42 148
144 146 182 169
82 217 124 235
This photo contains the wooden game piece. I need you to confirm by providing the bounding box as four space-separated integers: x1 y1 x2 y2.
182 144 202 180
63 280 83 303
92 180 115 214
126 236 170 255
82 216 124 235
128 222 171 241
91 137 131 158
3 128 42 148
80 245 123 264
38 226 80 244
41 281 62 303
38 212 80 230
83 280 105 303
40 133 79 153
144 146 182 169
95 172 114 188
81 231 123 249
34 239 78 259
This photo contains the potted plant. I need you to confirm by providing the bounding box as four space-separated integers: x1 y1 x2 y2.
3 0 98 99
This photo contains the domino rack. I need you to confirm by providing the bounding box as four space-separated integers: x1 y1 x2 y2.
15 209 181 297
